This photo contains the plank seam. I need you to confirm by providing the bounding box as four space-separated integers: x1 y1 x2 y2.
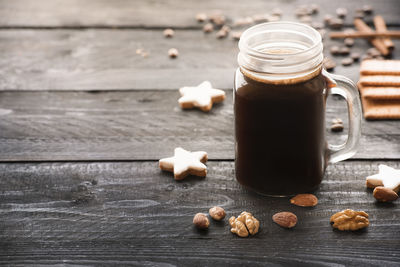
0 158 399 164
1 23 398 30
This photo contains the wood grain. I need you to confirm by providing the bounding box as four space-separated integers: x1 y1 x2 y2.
0 29 399 91
0 91 399 161
0 0 399 265
0 161 399 265
0 0 400 28
0 29 236 90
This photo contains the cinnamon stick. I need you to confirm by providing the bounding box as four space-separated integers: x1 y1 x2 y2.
373 15 395 50
354 18 389 56
330 31 400 39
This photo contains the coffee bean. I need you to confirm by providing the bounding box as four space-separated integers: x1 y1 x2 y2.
196 13 207 23
355 8 363 13
331 123 344 132
354 10 365 19
367 48 381 57
323 57 336 71
310 4 319 14
350 52 361 61
363 5 373 14
231 31 242 41
252 14 269 23
268 15 281 22
203 23 214 33
311 21 324 29
344 38 355 47
296 10 308 17
340 46 350 55
216 29 228 39
336 8 347 18
295 6 311 17
168 48 179 58
271 8 282 16
233 17 254 26
329 18 343 29
209 12 226 26
324 14 333 25
318 29 327 40
341 57 354 66
330 45 340 55
221 25 230 33
299 15 312 24
361 55 373 61
163 28 175 38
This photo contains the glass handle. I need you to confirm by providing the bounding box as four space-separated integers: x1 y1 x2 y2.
325 71 362 163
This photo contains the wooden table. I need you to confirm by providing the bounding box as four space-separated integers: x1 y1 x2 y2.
1 0 399 265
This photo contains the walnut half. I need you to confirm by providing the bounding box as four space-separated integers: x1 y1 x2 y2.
330 209 369 231
229 211 260 237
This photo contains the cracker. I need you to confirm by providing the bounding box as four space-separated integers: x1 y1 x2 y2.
360 60 400 75
361 96 400 120
358 85 400 100
359 75 400 87
361 87 400 100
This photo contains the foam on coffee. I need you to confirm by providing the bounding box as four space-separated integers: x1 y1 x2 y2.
240 65 323 85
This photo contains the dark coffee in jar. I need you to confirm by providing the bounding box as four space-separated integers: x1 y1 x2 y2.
234 22 362 196
234 68 329 195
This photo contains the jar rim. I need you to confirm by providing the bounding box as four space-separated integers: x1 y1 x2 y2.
239 21 322 59
237 21 324 81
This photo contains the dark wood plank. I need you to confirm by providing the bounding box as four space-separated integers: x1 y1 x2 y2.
0 90 399 161
1 28 400 91
0 0 399 28
0 29 235 90
0 161 399 265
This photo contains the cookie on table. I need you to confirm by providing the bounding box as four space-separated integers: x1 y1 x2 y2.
159 147 208 180
178 81 225 112
366 164 400 192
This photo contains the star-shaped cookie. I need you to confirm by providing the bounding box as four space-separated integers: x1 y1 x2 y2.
159 147 208 180
366 164 400 192
178 81 226 112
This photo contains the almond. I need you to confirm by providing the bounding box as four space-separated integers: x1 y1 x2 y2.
290 194 318 207
272 212 297 228
373 186 399 202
